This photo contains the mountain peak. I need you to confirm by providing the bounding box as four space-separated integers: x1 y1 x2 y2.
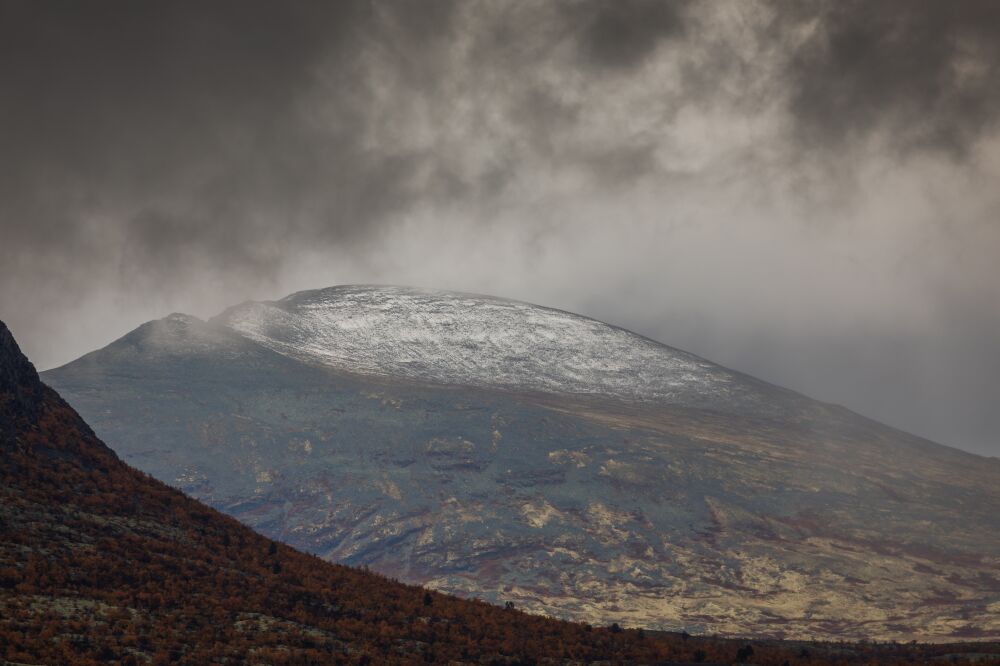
0 319 39 390
0 320 45 443
163 311 204 325
213 284 792 416
52 312 259 372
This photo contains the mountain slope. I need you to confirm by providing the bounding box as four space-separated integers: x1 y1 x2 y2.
3 319 784 665
42 286 1000 642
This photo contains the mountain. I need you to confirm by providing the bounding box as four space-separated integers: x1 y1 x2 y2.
42 285 1000 641
3 318 790 664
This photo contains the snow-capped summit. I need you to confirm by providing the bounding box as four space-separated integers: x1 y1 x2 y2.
212 285 787 413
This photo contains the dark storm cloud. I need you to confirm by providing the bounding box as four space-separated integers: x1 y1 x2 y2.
574 0 689 70
0 0 998 457
786 0 1000 154
0 0 480 290
0 0 367 272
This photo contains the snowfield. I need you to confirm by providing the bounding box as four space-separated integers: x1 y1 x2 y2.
213 285 784 412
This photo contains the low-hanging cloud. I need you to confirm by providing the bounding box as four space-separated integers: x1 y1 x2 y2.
1 0 998 456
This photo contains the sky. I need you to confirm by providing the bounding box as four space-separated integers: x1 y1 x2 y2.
1 0 998 457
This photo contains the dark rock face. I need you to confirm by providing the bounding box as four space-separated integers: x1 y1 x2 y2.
0 321 45 442
42 287 1000 641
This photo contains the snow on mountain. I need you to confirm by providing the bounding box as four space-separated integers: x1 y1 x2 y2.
213 285 784 413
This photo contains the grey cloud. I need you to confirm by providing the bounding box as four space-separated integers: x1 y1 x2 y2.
0 0 998 458
0 0 369 263
786 0 1000 154
573 0 689 70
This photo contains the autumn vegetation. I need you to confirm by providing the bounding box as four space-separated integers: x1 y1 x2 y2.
1 321 997 664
